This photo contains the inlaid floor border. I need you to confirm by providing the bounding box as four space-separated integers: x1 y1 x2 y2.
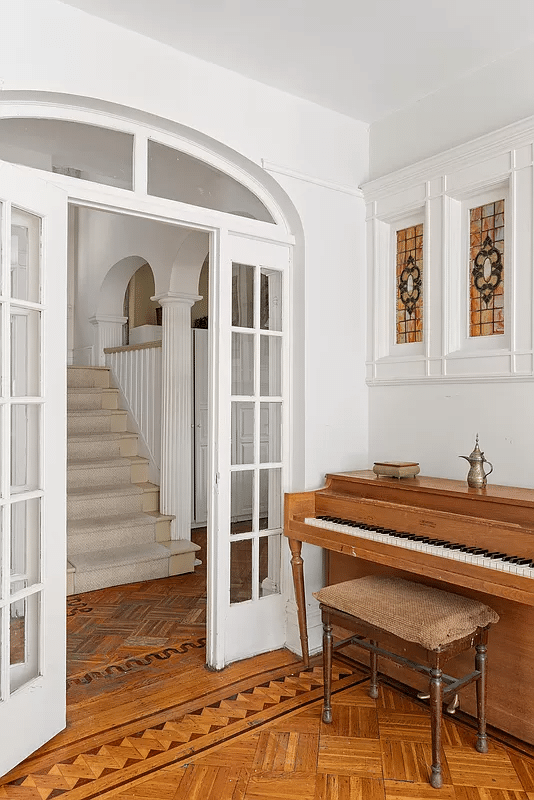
66 637 206 689
1 664 363 800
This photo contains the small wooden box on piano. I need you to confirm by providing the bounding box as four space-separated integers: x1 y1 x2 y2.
284 470 534 746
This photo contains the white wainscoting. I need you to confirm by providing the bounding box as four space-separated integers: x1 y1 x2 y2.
104 341 162 479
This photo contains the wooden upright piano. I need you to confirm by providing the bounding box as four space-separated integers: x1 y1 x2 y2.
285 470 534 745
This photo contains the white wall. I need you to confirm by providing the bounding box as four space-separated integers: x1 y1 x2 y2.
370 40 534 179
369 382 534 489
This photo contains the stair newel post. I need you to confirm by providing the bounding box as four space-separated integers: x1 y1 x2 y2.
90 315 128 366
155 292 201 540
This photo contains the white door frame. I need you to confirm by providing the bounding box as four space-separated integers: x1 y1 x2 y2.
0 98 298 675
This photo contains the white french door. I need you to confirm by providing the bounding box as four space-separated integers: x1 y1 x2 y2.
0 161 67 776
208 231 290 669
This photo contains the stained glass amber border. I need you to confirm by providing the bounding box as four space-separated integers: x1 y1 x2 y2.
396 224 423 344
469 200 504 337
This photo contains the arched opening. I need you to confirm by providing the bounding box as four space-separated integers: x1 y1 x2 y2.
124 263 161 346
0 97 303 775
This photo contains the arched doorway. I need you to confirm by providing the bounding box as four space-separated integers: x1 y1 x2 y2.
0 94 300 775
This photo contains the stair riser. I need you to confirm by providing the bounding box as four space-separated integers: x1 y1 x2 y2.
67 368 110 389
67 437 137 460
71 559 169 594
68 413 127 435
68 521 170 554
67 391 119 411
67 462 148 489
68 488 159 519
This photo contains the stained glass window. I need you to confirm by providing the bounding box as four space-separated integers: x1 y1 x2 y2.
396 224 423 344
469 200 504 337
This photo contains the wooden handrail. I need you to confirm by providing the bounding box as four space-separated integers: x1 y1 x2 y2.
104 340 162 354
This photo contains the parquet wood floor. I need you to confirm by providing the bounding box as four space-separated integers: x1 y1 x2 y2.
3 533 534 799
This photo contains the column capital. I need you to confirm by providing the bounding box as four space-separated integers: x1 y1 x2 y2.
152 292 202 308
89 314 128 326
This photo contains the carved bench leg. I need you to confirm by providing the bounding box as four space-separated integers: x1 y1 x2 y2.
475 640 488 754
429 666 443 789
369 639 379 699
322 611 333 724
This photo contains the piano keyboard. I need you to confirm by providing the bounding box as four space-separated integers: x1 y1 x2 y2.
305 515 534 578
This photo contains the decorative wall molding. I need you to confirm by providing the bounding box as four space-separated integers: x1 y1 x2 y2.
363 114 534 201
262 159 364 198
365 124 534 386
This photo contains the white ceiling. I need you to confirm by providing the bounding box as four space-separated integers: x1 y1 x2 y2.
60 0 534 123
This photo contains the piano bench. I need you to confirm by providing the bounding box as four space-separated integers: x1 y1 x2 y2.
314 575 499 789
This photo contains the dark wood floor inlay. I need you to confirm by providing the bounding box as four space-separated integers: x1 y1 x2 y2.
66 638 206 689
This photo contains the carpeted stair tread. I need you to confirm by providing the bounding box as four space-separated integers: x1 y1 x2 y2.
68 511 173 533
69 541 190 571
68 454 148 469
68 481 159 499
68 408 127 417
68 432 137 442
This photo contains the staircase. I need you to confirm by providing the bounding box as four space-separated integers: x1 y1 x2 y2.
67 366 199 595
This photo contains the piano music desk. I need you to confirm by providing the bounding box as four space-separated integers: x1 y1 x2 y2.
284 470 534 746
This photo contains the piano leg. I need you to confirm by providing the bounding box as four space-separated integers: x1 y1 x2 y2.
288 537 310 667
369 641 379 699
475 633 489 754
322 611 333 723
429 663 444 789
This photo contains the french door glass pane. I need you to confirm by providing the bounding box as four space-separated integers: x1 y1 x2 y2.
231 402 254 465
259 468 282 531
11 210 41 303
232 263 254 328
259 534 281 596
260 335 282 396
10 404 40 494
260 269 282 331
232 333 254 395
10 498 41 593
231 470 253 534
230 539 252 604
10 592 40 692
11 309 41 396
260 403 282 463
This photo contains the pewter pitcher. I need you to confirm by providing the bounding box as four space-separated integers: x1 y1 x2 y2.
460 435 493 488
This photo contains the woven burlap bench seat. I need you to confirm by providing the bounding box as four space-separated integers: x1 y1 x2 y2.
314 575 499 789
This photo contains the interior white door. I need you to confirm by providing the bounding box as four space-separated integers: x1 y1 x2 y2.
0 161 68 776
207 231 290 668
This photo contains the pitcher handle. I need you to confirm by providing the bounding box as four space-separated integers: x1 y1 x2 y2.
483 459 493 479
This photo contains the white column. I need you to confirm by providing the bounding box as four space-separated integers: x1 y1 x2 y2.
154 292 201 540
89 315 127 366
